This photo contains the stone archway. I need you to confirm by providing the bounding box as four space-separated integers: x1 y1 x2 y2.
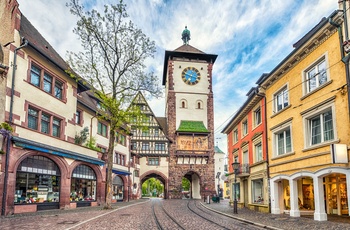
140 170 168 199
183 171 201 199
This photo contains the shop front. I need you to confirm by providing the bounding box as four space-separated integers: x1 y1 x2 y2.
111 168 131 202
14 155 60 211
70 164 97 207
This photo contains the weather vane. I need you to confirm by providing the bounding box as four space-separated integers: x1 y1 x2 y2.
181 26 191 45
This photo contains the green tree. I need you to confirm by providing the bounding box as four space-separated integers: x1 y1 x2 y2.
182 177 190 191
142 178 164 197
67 0 161 209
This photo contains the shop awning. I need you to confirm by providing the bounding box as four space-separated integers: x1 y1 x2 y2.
12 136 105 166
112 168 131 175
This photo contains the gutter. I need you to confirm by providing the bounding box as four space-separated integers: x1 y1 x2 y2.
2 39 28 216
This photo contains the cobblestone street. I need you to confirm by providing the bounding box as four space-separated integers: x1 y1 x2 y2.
1 199 350 230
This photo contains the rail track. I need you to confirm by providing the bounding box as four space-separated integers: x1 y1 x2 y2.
152 199 186 230
187 200 266 230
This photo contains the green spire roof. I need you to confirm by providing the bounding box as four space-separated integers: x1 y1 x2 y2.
177 120 209 133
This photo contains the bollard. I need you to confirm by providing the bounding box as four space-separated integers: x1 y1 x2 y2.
207 195 210 204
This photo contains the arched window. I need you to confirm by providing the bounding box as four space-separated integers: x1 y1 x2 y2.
180 99 187 109
15 156 60 204
196 100 203 109
70 165 96 203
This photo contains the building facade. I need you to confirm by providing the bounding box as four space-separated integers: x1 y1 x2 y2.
129 92 170 198
0 0 136 215
257 10 350 221
222 87 268 213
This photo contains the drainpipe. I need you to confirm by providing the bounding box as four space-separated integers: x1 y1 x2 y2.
2 39 28 216
256 90 270 212
329 15 350 118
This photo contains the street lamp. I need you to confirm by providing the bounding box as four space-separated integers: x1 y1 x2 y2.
232 159 240 214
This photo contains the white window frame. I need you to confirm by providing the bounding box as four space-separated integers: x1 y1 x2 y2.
271 120 293 157
253 135 263 163
273 84 289 113
233 128 238 143
302 54 329 96
253 105 262 128
302 100 336 149
242 144 249 165
242 120 248 137
252 179 264 204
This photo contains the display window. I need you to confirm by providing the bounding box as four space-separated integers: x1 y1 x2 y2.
252 179 264 203
70 164 96 202
15 156 60 204
112 175 124 200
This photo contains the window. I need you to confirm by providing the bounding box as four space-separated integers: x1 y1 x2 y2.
254 142 262 162
28 108 39 130
116 132 126 146
155 143 165 151
114 153 126 166
29 63 65 100
180 99 187 109
142 116 150 123
243 149 249 165
97 122 107 137
233 128 238 143
30 65 41 87
254 107 261 127
242 120 248 136
52 118 61 137
148 157 159 166
274 86 289 112
131 142 137 150
75 110 81 125
27 106 62 138
41 113 50 134
252 179 263 204
71 165 96 201
134 170 139 177
99 147 107 154
196 100 203 109
303 103 335 147
305 58 327 94
43 73 52 93
142 129 149 137
154 128 159 137
131 128 137 136
309 111 334 145
15 156 60 204
142 142 150 151
272 120 293 157
276 128 291 155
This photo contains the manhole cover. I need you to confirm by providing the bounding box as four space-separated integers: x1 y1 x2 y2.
57 221 79 224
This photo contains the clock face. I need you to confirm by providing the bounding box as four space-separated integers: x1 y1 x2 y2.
182 67 201 85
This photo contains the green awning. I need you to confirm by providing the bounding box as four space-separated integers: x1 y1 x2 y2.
177 120 209 133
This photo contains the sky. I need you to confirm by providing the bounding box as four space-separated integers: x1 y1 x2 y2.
17 0 339 155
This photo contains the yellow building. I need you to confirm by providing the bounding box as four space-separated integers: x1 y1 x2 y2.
256 11 350 221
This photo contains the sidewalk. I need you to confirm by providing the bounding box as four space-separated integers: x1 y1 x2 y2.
201 199 350 230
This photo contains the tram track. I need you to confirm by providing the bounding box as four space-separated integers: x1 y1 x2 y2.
152 199 186 230
187 200 266 230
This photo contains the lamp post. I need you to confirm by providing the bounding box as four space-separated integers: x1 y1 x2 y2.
232 159 240 214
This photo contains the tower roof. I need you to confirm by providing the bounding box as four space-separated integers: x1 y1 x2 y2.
162 45 217 85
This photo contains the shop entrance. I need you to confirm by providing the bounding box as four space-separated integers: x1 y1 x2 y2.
112 175 124 201
325 174 348 215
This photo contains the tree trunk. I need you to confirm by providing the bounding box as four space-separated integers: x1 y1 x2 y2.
104 129 116 209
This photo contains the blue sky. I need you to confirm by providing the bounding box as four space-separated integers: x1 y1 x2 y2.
17 0 338 154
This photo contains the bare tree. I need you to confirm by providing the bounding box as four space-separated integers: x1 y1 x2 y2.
67 0 161 209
